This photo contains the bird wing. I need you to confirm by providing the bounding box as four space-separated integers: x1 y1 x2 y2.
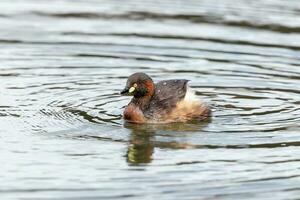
144 79 189 119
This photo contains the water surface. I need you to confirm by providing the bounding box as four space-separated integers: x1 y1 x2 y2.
1 0 300 199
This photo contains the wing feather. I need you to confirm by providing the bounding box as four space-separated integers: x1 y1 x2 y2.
144 79 189 119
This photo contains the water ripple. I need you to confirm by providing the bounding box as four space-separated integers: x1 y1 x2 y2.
1 0 300 199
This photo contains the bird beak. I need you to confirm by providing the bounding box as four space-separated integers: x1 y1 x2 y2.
120 87 129 95
120 86 136 95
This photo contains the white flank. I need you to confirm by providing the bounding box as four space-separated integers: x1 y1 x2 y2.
184 86 200 103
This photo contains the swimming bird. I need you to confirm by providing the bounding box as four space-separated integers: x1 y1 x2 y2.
120 72 210 123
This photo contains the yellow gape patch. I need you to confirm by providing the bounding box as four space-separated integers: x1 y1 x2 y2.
129 87 135 93
129 83 138 93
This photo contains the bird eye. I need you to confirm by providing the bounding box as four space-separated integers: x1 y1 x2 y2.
133 83 138 87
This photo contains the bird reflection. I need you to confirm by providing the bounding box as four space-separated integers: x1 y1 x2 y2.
124 120 210 165
126 127 155 165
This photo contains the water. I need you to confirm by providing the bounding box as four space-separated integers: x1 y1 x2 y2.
1 0 300 199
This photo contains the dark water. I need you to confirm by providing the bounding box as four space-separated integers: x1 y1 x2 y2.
1 0 300 199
